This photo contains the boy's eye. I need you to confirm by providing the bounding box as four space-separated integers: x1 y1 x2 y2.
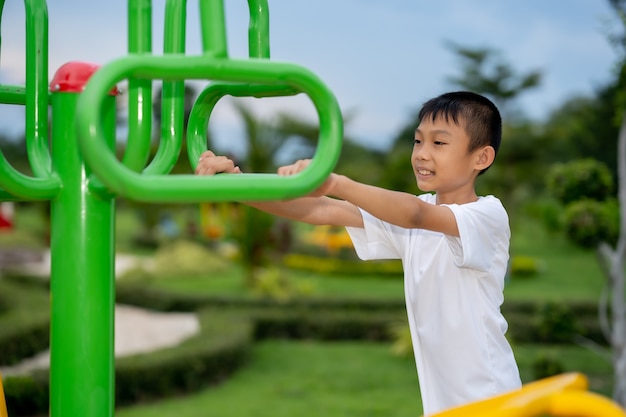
434 141 445 146
413 139 421 145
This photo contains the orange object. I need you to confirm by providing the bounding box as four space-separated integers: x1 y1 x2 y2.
0 371 8 417
430 373 626 417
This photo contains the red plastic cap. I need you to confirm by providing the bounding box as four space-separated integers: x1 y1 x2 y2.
50 61 118 95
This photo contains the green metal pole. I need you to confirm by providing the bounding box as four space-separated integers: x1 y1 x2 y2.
49 62 117 417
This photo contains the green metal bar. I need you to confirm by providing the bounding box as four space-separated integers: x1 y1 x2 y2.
0 0 5 66
199 0 228 57
77 55 343 203
24 0 53 177
123 0 153 171
143 0 186 176
49 88 117 417
247 0 270 58
187 82 297 166
0 85 27 105
0 154 59 199
0 0 60 200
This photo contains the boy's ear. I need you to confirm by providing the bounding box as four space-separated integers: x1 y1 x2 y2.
475 146 495 171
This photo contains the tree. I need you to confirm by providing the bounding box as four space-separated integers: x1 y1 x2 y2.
540 90 620 179
384 45 546 220
575 0 626 405
226 102 381 288
445 42 542 119
597 114 626 406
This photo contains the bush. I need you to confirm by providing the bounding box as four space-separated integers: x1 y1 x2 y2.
3 371 49 416
115 309 253 406
535 302 581 344
532 351 565 380
251 266 316 302
546 159 614 205
389 321 413 358
563 199 619 248
283 253 403 276
251 308 400 341
4 309 254 415
503 300 603 345
0 280 50 366
509 255 544 278
523 197 563 233
152 239 231 277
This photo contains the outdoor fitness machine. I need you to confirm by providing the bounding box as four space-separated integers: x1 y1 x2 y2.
0 1 625 417
0 1 342 416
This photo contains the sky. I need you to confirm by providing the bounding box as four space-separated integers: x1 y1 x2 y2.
0 0 620 155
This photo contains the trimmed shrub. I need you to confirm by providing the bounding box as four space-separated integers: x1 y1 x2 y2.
114 309 253 406
283 253 403 276
4 309 254 415
546 159 614 205
509 255 544 278
3 371 49 416
563 198 619 248
535 302 582 344
532 351 565 380
0 280 50 366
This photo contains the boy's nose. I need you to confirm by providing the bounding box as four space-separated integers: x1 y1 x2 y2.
414 145 430 160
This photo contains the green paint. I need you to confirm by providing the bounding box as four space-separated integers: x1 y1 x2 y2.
0 1 342 416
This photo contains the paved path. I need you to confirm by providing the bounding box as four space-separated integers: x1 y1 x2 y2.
1 251 200 376
1 304 200 376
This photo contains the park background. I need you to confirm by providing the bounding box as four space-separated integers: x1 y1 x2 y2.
1 0 626 416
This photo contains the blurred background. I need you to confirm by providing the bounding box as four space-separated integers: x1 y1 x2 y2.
1 1 625 416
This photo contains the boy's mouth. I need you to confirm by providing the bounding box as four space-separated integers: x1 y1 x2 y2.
417 169 433 176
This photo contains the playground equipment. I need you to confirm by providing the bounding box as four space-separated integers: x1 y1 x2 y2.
431 373 626 417
0 372 6 417
0 1 624 417
0 1 342 417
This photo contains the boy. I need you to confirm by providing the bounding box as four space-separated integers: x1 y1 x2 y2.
195 91 522 415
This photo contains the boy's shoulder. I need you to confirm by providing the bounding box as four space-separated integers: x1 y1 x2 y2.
417 193 505 210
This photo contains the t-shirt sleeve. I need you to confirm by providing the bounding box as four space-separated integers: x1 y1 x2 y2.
346 209 404 260
443 197 510 272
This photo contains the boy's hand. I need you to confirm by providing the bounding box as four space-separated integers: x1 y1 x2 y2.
277 159 337 197
195 151 242 175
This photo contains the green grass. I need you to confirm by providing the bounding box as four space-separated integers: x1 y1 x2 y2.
6 204 607 303
3 204 620 416
129 266 405 300
505 217 605 302
115 341 614 417
116 340 423 417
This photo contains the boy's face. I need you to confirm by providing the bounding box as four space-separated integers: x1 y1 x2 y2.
412 115 489 203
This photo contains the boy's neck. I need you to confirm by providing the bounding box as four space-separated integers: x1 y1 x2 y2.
435 191 479 205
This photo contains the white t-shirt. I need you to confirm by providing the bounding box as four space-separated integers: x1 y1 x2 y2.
346 193 521 415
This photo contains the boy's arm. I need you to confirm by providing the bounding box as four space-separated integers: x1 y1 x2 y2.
248 197 362 227
279 159 459 236
195 151 363 228
329 175 459 236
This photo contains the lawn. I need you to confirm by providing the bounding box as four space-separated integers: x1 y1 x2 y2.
7 203 607 305
116 208 605 304
115 340 614 417
2 203 618 416
116 341 423 417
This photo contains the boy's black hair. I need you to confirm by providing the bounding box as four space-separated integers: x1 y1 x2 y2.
418 91 502 175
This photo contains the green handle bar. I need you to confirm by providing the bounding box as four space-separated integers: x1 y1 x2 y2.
0 0 60 200
76 55 343 203
187 82 299 168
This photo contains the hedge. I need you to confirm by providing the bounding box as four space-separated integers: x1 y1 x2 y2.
0 279 50 366
4 309 254 416
0 274 610 416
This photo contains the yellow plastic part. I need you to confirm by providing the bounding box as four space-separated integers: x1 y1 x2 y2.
430 373 626 417
0 372 8 417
